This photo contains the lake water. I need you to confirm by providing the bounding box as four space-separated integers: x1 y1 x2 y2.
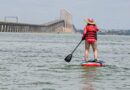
0 32 130 90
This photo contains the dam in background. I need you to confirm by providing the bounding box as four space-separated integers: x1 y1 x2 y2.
0 9 76 33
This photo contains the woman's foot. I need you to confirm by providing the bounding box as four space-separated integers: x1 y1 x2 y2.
93 59 98 62
84 58 88 62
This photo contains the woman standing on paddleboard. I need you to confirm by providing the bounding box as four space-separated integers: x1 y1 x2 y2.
82 18 99 62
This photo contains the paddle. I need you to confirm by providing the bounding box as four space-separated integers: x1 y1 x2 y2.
64 39 83 62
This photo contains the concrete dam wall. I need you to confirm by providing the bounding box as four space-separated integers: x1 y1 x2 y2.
0 10 75 33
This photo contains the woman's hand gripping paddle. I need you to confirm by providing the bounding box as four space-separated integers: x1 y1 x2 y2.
64 39 83 62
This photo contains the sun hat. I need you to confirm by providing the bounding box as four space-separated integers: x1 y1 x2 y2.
86 18 96 24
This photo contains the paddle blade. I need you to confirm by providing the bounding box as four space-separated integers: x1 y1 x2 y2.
64 54 72 62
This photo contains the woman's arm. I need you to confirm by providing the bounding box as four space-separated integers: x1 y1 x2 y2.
82 26 87 40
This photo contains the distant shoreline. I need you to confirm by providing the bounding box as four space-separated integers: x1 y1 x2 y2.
76 29 130 35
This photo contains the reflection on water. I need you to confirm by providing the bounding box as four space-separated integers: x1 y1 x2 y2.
81 67 98 90
0 33 130 90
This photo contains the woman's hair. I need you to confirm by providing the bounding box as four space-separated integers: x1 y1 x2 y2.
87 23 96 26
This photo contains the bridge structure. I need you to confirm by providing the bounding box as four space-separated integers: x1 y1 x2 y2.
0 9 76 33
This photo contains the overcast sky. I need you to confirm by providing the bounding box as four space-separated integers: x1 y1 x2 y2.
0 0 130 29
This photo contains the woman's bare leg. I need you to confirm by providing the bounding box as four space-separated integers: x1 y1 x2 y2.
84 41 90 61
92 41 98 60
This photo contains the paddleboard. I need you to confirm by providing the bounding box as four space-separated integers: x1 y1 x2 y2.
81 60 105 67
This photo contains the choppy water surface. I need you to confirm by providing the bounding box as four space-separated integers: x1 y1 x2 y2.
0 32 130 90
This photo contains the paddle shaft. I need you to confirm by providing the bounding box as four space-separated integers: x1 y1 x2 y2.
64 39 83 62
71 40 83 55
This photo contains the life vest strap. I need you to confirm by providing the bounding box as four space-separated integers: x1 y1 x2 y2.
86 31 97 40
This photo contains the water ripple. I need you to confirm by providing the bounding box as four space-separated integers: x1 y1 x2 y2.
0 33 130 90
